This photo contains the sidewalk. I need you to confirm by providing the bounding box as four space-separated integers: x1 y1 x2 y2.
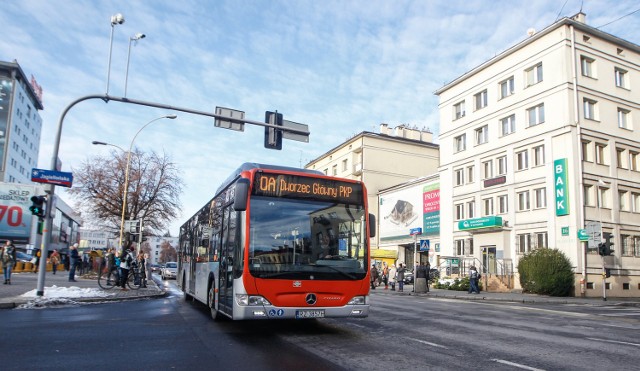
370 284 640 307
0 270 167 309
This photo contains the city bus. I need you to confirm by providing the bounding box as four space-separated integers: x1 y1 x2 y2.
178 163 376 320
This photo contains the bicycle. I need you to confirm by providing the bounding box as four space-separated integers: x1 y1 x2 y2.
98 263 143 290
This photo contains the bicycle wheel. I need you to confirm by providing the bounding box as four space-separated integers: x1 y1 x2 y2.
126 271 142 290
98 267 118 290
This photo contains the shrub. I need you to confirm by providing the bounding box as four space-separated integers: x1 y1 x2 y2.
517 248 574 296
434 277 482 292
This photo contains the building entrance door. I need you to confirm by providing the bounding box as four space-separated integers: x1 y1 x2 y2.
482 246 497 274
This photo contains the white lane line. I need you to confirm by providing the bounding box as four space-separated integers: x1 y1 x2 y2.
406 337 448 349
492 359 546 371
587 337 640 347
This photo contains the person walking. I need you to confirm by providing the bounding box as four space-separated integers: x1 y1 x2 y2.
68 243 79 282
468 265 481 294
382 263 389 289
32 247 41 273
370 264 379 290
50 249 60 275
2 240 17 284
137 251 147 288
119 244 135 291
388 264 397 291
397 263 406 292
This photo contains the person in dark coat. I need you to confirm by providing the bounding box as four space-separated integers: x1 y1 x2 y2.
69 243 79 282
370 264 379 289
397 263 406 292
2 240 17 284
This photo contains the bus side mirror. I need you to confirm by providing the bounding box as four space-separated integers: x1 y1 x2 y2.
369 213 376 238
234 178 250 211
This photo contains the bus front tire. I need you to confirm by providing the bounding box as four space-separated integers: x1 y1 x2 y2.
208 282 220 321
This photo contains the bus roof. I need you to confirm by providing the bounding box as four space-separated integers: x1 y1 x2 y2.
216 162 323 195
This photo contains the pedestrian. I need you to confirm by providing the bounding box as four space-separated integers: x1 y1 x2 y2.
370 264 378 289
119 244 135 291
50 249 60 275
388 264 397 291
425 261 431 292
105 248 118 286
137 251 147 288
69 243 79 282
32 247 41 273
397 263 406 292
2 240 17 284
382 263 389 289
468 265 481 294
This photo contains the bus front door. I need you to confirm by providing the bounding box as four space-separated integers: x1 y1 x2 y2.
217 206 235 316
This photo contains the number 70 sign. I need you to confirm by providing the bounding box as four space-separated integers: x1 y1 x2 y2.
0 184 38 242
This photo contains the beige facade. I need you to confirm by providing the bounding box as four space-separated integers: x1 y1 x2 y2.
436 13 640 297
305 124 440 253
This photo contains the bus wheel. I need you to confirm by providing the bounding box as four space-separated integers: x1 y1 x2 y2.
208 282 219 321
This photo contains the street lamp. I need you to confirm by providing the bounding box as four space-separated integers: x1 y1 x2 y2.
106 13 125 95
92 140 125 153
124 33 146 97
117 114 177 250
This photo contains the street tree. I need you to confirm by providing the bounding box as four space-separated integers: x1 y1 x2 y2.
159 240 177 263
68 148 184 236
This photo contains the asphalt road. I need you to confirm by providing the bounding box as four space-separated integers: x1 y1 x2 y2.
4 281 640 370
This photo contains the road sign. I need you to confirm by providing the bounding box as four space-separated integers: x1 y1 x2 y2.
282 120 310 143
419 239 430 251
31 168 73 188
585 221 602 249
577 229 589 241
409 227 422 236
214 106 245 131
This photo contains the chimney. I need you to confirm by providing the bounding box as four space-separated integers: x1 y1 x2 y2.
379 123 389 135
571 12 586 24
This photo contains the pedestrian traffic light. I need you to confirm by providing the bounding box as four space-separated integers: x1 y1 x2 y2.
605 268 611 278
29 195 46 218
264 111 283 150
603 232 614 256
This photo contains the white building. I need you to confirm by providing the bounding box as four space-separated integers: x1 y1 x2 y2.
436 13 640 297
145 235 179 265
0 60 43 184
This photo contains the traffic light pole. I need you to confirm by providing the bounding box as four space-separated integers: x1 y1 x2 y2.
601 256 607 301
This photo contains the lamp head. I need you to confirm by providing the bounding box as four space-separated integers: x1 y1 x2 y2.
132 33 146 41
111 13 125 26
165 114 178 119
92 141 107 145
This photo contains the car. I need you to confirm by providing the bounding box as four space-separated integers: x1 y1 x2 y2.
16 251 33 263
403 270 414 285
161 262 177 280
150 264 162 274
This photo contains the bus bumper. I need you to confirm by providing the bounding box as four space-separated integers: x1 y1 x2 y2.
233 304 370 320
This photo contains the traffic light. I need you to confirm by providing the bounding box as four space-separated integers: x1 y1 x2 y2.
597 243 606 256
264 111 283 150
605 268 611 278
603 232 615 256
29 195 46 218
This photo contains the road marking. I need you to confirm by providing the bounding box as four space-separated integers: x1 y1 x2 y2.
406 337 448 349
492 359 545 371
587 337 640 347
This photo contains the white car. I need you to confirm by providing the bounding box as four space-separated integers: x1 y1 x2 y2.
161 262 177 280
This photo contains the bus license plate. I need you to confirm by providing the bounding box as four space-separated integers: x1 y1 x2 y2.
296 309 325 319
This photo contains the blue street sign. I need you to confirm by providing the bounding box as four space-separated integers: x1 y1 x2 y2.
419 239 430 251
409 227 422 236
31 168 73 188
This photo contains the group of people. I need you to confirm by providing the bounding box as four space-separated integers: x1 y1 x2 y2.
370 262 408 292
101 244 148 291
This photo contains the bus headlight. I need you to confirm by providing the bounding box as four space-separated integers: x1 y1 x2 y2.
348 296 367 305
235 294 272 306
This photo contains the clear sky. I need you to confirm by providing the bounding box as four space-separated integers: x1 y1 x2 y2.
1 0 638 237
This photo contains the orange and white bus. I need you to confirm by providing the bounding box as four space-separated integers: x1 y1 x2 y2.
178 163 376 320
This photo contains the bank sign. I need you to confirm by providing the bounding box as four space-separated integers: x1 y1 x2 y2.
554 158 569 216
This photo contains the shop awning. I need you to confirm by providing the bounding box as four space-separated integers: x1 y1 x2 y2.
371 249 398 259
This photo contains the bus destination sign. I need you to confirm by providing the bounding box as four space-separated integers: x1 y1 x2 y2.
253 173 363 204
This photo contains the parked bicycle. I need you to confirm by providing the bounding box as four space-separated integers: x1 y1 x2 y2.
98 262 143 290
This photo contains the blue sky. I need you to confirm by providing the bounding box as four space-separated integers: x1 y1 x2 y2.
1 0 638 236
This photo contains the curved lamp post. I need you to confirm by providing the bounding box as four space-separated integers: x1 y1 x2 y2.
93 114 177 250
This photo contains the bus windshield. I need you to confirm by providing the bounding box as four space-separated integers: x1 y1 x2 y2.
248 196 367 280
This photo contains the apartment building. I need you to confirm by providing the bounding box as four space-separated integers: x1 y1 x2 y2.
0 60 43 184
436 13 640 297
305 124 439 259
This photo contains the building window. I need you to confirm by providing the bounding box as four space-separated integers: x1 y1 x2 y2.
467 165 474 183
527 104 545 126
498 195 508 214
516 150 528 171
483 198 494 216
323 168 328 175
632 192 640 212
474 90 488 110
582 141 593 162
618 108 630 129
500 114 516 136
635 236 640 257
595 143 606 165
475 125 488 145
581 56 595 78
455 169 464 186
533 145 544 167
454 101 466 120
467 201 475 218
617 148 627 169
332 165 337 176
525 63 543 86
517 190 530 211
465 238 474 256
583 98 598 120
455 203 464 220
342 159 348 172
482 160 493 179
534 187 546 208
517 233 531 254
621 234 632 257
630 151 639 171
615 67 628 88
454 134 466 152
499 76 515 99
455 239 464 256
584 185 594 207
534 232 548 249
598 185 608 208
497 156 507 175
619 191 628 211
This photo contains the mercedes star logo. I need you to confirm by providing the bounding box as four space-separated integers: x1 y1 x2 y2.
305 293 317 306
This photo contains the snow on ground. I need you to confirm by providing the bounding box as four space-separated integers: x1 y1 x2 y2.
20 285 113 299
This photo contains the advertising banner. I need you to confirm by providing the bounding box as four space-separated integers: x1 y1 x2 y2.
0 183 37 244
380 181 440 241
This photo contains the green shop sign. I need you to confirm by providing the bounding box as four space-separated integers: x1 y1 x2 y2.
458 216 503 231
554 158 569 216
